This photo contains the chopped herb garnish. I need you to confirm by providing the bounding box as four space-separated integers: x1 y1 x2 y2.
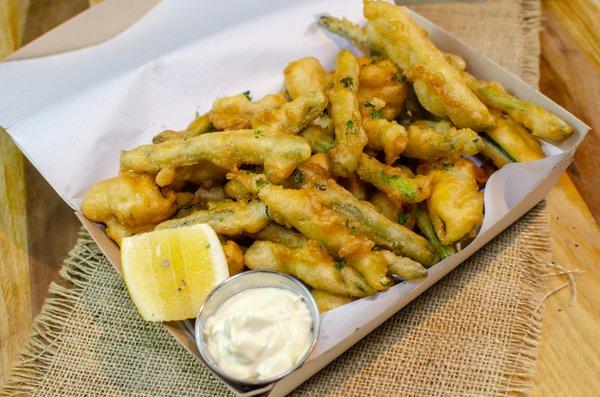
205 244 211 250
335 261 346 270
393 71 406 82
442 162 454 169
340 77 354 88
371 109 384 119
293 172 304 187
254 129 264 138
397 212 408 225
365 100 375 108
255 179 267 189
194 110 200 118
346 119 356 133
243 90 252 101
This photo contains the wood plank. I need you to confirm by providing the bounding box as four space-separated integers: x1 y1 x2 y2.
0 129 31 383
534 175 600 395
539 0 600 224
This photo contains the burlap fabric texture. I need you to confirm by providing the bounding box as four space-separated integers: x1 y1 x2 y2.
1 0 548 395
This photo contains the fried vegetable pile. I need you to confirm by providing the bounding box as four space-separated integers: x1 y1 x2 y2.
82 1 572 314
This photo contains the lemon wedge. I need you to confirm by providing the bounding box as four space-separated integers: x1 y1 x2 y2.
121 224 229 322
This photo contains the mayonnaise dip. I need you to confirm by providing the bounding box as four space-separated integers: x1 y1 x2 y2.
203 287 313 382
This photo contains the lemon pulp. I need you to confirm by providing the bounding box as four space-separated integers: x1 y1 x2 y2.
121 224 228 321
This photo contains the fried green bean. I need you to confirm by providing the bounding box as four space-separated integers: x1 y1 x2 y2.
318 16 385 55
403 120 484 159
258 184 391 290
356 153 432 203
414 204 456 261
251 90 328 134
120 130 311 183
419 158 484 245
485 110 545 162
462 72 572 141
244 241 374 297
152 113 214 143
156 200 268 236
381 250 428 280
364 2 494 131
247 223 308 249
312 290 354 313
328 49 368 177
307 179 436 266
208 92 286 130
224 171 268 199
284 57 329 99
369 192 415 229
362 115 408 165
155 161 227 187
479 134 515 168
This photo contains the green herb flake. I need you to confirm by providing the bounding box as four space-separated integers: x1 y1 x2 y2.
393 71 406 82
243 90 252 101
370 109 384 119
365 100 375 108
194 110 200 118
397 212 408 225
346 120 356 134
205 244 211 250
255 179 267 189
442 162 454 169
340 77 354 88
254 129 264 138
293 172 304 187
335 261 346 270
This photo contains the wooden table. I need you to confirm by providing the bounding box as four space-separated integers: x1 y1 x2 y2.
1 0 599 394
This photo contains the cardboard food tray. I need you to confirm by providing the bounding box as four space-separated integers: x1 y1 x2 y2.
0 1 589 395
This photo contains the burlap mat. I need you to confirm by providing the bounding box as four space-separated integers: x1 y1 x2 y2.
1 0 547 395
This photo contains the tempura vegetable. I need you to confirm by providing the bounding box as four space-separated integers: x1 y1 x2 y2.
312 290 355 313
357 57 408 122
363 2 494 131
245 240 374 297
360 98 408 164
479 136 515 168
248 223 308 249
414 204 456 261
258 184 391 290
403 120 484 159
484 110 545 162
328 49 369 177
222 240 245 275
156 200 269 236
155 161 227 187
284 57 329 99
82 171 177 227
306 179 436 266
318 16 385 55
462 72 573 141
419 158 484 245
152 113 214 144
356 153 432 203
301 124 336 153
251 90 328 134
369 192 415 229
120 130 311 183
105 218 155 247
208 92 286 130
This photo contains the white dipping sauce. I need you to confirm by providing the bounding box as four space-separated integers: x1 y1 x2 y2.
203 287 313 382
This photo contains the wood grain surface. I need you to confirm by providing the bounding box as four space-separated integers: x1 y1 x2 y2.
0 0 598 393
